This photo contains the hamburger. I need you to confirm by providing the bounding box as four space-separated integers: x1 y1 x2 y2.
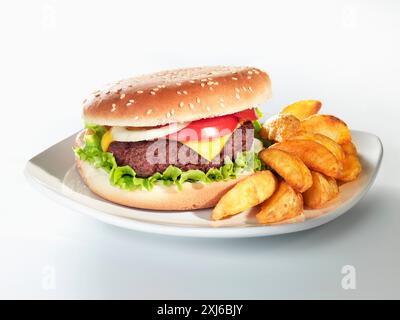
75 66 272 210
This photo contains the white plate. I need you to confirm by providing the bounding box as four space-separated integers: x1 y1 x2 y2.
25 130 383 238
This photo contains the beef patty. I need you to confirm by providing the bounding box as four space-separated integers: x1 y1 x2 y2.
108 121 254 178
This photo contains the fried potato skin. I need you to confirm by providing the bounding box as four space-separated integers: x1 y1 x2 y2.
211 171 278 221
280 100 322 120
338 141 362 182
266 214 305 225
259 114 300 142
339 155 362 182
256 181 303 224
287 131 345 162
341 141 357 156
300 114 352 144
303 171 339 209
259 148 312 192
271 140 342 179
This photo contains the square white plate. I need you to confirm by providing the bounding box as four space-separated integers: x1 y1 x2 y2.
25 130 382 238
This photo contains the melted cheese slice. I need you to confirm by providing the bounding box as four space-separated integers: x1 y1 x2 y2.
101 130 113 152
181 133 233 162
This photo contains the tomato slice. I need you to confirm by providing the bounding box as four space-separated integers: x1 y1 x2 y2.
167 108 258 142
233 108 258 121
168 114 239 142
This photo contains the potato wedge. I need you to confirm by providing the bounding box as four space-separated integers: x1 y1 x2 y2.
280 100 322 120
267 214 306 225
300 114 352 144
211 171 278 221
256 181 303 224
338 154 362 182
303 171 339 209
337 141 361 182
341 141 357 156
259 148 312 192
259 114 300 142
271 140 342 178
287 131 345 162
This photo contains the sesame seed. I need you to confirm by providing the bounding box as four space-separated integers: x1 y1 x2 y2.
209 87 213 91
235 88 240 93
177 91 182 95
220 103 225 108
137 90 143 94
254 70 260 74
248 87 253 92
214 82 219 85
153 88 159 91
196 97 201 104
134 116 139 120
247 76 252 79
171 109 175 115
129 99 135 103
112 103 116 107
147 109 152 115
242 86 247 91
166 112 171 118
150 91 156 95
248 71 253 75
201 83 205 87
183 90 188 95
189 103 195 109
179 102 184 108
220 98 224 102
83 99 87 104
206 106 211 111
235 93 240 99
201 79 208 82
120 93 126 99
232 77 238 80
207 81 214 85
126 102 132 106
189 80 195 83
176 82 182 86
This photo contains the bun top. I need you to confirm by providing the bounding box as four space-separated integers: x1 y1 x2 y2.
82 66 271 127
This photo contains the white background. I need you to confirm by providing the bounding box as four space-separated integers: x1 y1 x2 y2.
1 0 399 299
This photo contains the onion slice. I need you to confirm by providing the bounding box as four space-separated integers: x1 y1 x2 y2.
111 122 189 142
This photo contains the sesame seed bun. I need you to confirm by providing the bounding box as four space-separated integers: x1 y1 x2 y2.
76 157 252 211
83 66 271 127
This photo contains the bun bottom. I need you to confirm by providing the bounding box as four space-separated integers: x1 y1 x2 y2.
76 159 252 211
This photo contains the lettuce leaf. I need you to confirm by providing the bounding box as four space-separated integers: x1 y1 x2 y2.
252 108 273 148
74 124 264 192
85 123 107 136
181 170 207 184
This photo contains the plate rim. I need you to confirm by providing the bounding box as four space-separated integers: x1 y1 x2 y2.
25 130 383 238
